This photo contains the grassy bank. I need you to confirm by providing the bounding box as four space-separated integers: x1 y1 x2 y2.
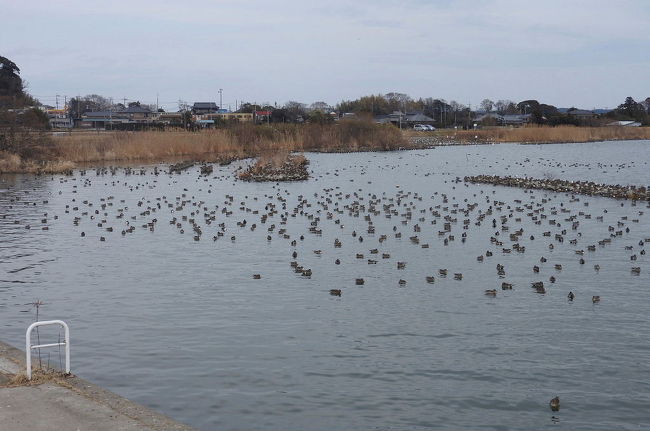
406 125 650 144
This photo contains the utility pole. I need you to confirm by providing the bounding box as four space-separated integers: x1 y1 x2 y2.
56 94 60 109
156 93 159 112
219 88 223 110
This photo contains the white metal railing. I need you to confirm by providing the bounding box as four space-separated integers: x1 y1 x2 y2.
25 320 70 380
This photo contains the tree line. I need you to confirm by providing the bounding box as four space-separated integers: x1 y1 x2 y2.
2 54 649 129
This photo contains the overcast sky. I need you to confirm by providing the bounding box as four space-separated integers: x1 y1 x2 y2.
2 0 649 111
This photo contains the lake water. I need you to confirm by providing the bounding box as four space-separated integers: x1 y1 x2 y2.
1 140 649 430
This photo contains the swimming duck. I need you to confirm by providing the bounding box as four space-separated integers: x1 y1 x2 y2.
550 396 560 412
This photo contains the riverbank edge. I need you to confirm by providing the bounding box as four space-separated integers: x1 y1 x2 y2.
0 339 197 431
2 135 649 174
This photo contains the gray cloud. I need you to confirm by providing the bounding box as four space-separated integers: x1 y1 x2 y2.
1 0 648 110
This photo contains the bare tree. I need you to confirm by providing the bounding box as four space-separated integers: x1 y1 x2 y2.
284 101 307 122
384 92 412 112
309 101 330 112
480 99 494 113
643 97 650 113
449 100 465 112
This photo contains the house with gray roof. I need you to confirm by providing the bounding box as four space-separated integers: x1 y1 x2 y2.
567 108 598 120
474 113 532 126
192 102 219 114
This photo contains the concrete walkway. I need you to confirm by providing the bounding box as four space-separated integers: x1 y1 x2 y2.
0 341 196 431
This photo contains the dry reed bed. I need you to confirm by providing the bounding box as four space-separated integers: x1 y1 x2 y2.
433 125 650 143
3 124 649 173
0 151 75 174
51 121 405 165
239 153 310 182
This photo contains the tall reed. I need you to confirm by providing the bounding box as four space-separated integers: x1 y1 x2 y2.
51 120 405 164
433 125 650 143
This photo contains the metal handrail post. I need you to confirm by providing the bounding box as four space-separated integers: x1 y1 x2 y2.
26 320 70 380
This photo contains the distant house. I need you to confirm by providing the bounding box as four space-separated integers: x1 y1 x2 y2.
80 105 154 128
192 102 219 114
80 111 119 128
374 111 434 127
473 113 502 124
567 109 598 120
254 110 272 123
122 105 153 121
404 112 435 125
502 114 532 125
606 120 641 127
474 113 532 126
45 108 73 129
195 112 254 126
158 112 184 125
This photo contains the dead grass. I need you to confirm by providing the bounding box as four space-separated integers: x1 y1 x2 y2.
0 121 403 172
55 129 244 163
239 151 310 182
37 120 405 168
414 125 650 143
4 368 71 387
7 123 648 173
0 151 75 174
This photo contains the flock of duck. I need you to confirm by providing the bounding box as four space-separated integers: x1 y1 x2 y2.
2 149 648 309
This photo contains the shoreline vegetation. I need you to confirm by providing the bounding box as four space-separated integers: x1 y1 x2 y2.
0 120 404 174
1 123 650 174
239 153 310 182
406 124 650 145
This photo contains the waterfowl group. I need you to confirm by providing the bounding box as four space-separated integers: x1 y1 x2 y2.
3 153 647 305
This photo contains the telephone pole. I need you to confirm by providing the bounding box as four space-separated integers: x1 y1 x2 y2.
218 89 223 110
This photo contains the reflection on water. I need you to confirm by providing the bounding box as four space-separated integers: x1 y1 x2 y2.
1 141 650 430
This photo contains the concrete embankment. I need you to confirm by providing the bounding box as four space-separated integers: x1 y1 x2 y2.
0 340 196 431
